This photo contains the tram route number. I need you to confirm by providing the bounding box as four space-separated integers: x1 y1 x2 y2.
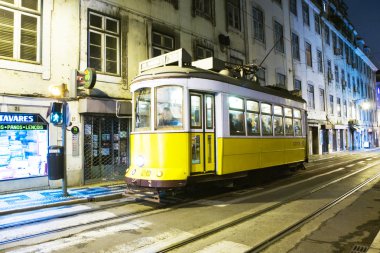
292 141 305 146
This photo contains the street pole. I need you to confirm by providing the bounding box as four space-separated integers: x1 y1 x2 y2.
62 100 68 196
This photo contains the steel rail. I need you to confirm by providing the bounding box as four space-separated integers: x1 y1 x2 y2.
246 171 380 253
156 160 380 253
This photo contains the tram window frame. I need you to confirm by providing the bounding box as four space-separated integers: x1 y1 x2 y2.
293 108 302 136
284 107 294 136
273 105 284 136
228 96 245 136
205 95 214 129
261 103 273 136
246 100 260 136
155 85 184 130
190 94 203 129
134 87 151 132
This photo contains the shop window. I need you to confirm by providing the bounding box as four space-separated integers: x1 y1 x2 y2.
84 116 129 183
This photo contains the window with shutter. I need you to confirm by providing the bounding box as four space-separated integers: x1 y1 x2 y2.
0 0 40 62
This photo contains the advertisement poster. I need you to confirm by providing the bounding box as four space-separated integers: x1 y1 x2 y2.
0 113 48 180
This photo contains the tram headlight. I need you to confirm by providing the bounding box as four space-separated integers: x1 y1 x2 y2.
157 170 163 177
135 155 145 167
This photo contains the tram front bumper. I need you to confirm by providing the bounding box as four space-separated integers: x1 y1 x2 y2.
125 177 186 188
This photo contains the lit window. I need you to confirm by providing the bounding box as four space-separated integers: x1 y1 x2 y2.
229 96 245 135
273 105 284 136
246 100 260 135
261 103 273 136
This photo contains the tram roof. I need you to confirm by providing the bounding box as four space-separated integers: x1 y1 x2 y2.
132 65 306 104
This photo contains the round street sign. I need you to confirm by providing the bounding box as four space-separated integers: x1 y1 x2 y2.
83 68 96 89
71 126 79 135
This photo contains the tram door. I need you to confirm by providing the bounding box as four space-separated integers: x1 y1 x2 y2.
190 93 215 174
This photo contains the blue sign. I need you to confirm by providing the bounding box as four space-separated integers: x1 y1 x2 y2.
0 113 46 123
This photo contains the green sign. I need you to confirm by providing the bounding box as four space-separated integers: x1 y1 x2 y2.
83 68 96 89
0 124 47 130
71 126 79 134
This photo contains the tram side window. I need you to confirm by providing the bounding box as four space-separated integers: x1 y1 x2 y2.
134 88 151 130
284 107 294 136
156 86 183 129
229 96 245 135
246 100 260 135
273 105 284 136
294 109 302 136
261 103 273 135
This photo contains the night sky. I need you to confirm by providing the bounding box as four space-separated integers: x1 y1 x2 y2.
344 0 380 68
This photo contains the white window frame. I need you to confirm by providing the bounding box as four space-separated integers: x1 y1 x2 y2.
195 45 213 60
152 31 174 57
227 0 241 30
88 11 120 76
0 1 41 63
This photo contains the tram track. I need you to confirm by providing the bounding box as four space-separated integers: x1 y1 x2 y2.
2 154 379 251
155 159 380 253
246 171 380 253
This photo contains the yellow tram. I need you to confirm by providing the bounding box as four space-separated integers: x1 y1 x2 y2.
125 49 307 191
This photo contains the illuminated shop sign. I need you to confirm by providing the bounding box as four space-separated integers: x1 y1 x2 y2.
0 113 49 181
0 114 35 123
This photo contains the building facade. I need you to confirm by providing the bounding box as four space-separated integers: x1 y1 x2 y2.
0 0 377 192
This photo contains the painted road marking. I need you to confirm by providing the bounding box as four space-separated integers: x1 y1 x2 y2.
195 241 250 253
193 199 228 207
0 205 91 226
346 164 355 167
0 211 117 243
6 219 151 253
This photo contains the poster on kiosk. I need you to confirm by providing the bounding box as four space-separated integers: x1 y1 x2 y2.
0 113 48 180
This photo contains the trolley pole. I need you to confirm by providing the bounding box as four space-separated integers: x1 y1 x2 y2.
62 100 68 196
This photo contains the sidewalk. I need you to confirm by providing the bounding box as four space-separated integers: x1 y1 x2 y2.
0 183 126 215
